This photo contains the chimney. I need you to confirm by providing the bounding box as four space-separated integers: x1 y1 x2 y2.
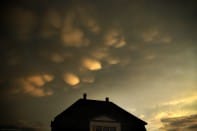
105 97 109 102
83 93 87 100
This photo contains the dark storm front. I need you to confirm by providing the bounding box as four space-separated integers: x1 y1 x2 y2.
51 94 147 131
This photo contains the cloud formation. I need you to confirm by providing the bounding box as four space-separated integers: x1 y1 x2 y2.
160 114 197 131
104 29 126 48
13 74 54 97
1 0 138 97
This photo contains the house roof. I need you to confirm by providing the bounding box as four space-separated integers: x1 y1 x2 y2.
53 97 147 126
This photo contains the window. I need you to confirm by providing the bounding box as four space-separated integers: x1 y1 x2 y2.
95 126 102 131
110 127 116 131
103 127 109 131
90 116 120 131
94 126 116 131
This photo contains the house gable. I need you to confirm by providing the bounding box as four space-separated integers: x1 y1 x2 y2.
51 96 147 131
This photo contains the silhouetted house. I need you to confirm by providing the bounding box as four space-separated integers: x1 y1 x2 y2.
51 94 147 131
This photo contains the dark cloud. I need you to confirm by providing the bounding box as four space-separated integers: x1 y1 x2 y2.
160 114 197 131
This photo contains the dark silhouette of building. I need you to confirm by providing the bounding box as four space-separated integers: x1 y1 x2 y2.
51 94 147 131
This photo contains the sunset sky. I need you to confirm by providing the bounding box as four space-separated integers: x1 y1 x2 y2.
0 0 197 131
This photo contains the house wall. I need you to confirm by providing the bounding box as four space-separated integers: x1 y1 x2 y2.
90 115 121 131
51 115 146 131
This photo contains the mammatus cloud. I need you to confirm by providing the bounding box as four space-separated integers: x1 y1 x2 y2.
61 25 89 47
1 2 130 97
63 72 80 86
45 9 62 29
60 8 101 47
49 52 67 64
81 76 95 84
104 29 126 48
84 18 100 34
12 74 54 97
82 58 102 71
142 28 172 44
5 7 37 41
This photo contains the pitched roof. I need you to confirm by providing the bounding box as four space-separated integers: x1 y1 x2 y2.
53 98 147 125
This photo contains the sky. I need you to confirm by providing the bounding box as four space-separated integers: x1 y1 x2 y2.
0 0 197 130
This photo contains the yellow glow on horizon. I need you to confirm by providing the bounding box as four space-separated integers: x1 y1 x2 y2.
148 110 197 131
162 93 197 106
147 92 197 131
155 110 192 120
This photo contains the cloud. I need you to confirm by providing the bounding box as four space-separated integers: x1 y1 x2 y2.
0 1 196 131
63 72 80 86
43 74 54 82
82 58 102 71
60 10 90 47
142 28 159 42
4 7 37 40
45 9 62 29
82 76 95 84
106 56 120 65
142 28 172 44
50 53 65 63
12 74 54 97
144 54 156 60
1 1 118 97
103 29 126 48
0 120 48 131
161 94 197 107
0 0 196 100
91 48 109 60
39 9 62 38
144 93 197 131
0 125 36 131
77 7 101 34
160 114 197 131
85 18 101 34
61 27 88 47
